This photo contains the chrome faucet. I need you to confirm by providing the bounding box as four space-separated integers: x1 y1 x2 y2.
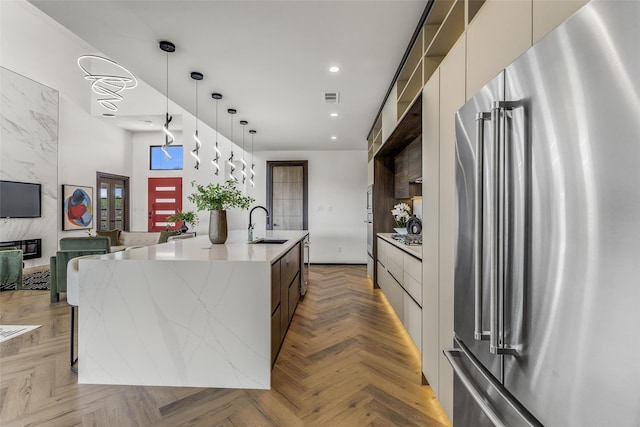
248 205 270 241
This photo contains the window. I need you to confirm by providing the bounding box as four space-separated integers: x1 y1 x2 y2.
150 145 183 170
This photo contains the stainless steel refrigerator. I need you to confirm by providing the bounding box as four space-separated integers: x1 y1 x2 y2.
445 1 640 425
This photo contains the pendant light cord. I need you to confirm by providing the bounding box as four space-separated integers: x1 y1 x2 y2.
195 81 198 132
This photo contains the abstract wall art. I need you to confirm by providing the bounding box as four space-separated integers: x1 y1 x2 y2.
62 185 93 230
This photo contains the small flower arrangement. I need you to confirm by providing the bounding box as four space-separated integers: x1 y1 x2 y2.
391 203 411 228
166 210 199 228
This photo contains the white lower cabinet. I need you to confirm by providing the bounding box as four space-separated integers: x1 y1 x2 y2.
377 237 422 350
403 293 422 350
377 261 404 318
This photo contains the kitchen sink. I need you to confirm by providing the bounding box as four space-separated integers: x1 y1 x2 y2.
250 238 288 244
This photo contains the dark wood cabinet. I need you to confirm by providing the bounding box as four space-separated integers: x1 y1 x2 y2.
394 136 422 199
394 148 410 199
407 138 422 183
270 241 303 365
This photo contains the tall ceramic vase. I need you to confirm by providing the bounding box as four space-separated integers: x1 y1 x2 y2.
209 210 228 244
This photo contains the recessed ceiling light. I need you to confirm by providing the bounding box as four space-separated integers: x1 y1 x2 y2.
331 136 337 140
330 113 338 117
329 66 340 73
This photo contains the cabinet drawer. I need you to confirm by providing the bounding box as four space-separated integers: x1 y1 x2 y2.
387 258 403 288
403 293 421 350
386 241 404 282
288 272 300 323
403 253 421 283
376 237 388 267
386 275 404 320
378 264 403 320
377 261 390 294
271 305 281 366
386 240 404 266
271 261 281 314
281 242 301 286
403 254 422 305
404 273 422 307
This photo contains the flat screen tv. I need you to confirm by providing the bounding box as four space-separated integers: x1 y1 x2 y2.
0 180 42 218
150 145 183 170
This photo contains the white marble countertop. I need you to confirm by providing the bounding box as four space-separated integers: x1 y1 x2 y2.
377 233 422 260
96 230 309 263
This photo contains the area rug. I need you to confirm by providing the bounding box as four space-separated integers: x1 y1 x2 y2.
0 325 41 343
0 269 50 291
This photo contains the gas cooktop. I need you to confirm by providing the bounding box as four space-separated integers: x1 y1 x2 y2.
391 233 422 246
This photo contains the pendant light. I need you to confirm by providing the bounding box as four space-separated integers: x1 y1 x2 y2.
239 120 248 184
211 93 223 175
190 72 203 169
227 108 237 181
77 55 138 115
159 41 176 159
249 129 256 187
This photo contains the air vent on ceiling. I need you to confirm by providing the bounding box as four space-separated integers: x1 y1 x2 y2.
324 92 340 104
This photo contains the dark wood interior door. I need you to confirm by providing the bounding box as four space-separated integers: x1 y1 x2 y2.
147 177 182 232
97 172 129 232
267 161 308 230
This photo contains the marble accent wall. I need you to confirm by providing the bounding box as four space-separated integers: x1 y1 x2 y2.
0 67 58 268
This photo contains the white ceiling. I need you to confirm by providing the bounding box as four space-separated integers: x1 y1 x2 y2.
29 1 426 152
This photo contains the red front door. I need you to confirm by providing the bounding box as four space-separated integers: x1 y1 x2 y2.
148 177 182 232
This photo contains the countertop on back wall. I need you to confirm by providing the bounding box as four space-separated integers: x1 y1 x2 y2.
377 233 422 260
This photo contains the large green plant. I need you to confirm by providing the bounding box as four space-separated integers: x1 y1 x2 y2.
188 180 254 211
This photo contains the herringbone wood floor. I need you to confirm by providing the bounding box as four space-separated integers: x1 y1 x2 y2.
0 265 450 426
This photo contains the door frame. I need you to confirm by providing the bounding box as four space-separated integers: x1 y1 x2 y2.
96 171 130 232
266 160 308 230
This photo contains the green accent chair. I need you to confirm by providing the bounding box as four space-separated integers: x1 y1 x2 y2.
0 248 24 290
50 237 110 303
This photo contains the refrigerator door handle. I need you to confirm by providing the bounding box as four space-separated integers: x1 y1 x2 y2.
474 112 491 341
444 348 505 427
491 101 520 356
489 101 502 355
444 337 543 427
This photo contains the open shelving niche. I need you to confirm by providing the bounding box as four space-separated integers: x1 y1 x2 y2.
367 0 479 157
367 116 383 163
397 0 466 120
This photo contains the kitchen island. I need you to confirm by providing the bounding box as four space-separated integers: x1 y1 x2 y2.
77 230 308 390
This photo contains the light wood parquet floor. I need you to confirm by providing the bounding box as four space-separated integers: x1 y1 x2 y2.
0 264 450 426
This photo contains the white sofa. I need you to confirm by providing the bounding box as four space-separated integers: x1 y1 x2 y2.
111 231 161 252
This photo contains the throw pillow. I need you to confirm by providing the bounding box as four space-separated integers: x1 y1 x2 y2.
158 230 179 244
96 229 120 247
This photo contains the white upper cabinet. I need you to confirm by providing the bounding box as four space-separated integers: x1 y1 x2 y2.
533 0 589 43
466 0 532 98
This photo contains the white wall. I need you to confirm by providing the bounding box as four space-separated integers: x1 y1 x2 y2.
1 0 134 265
130 117 251 234
247 150 367 264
